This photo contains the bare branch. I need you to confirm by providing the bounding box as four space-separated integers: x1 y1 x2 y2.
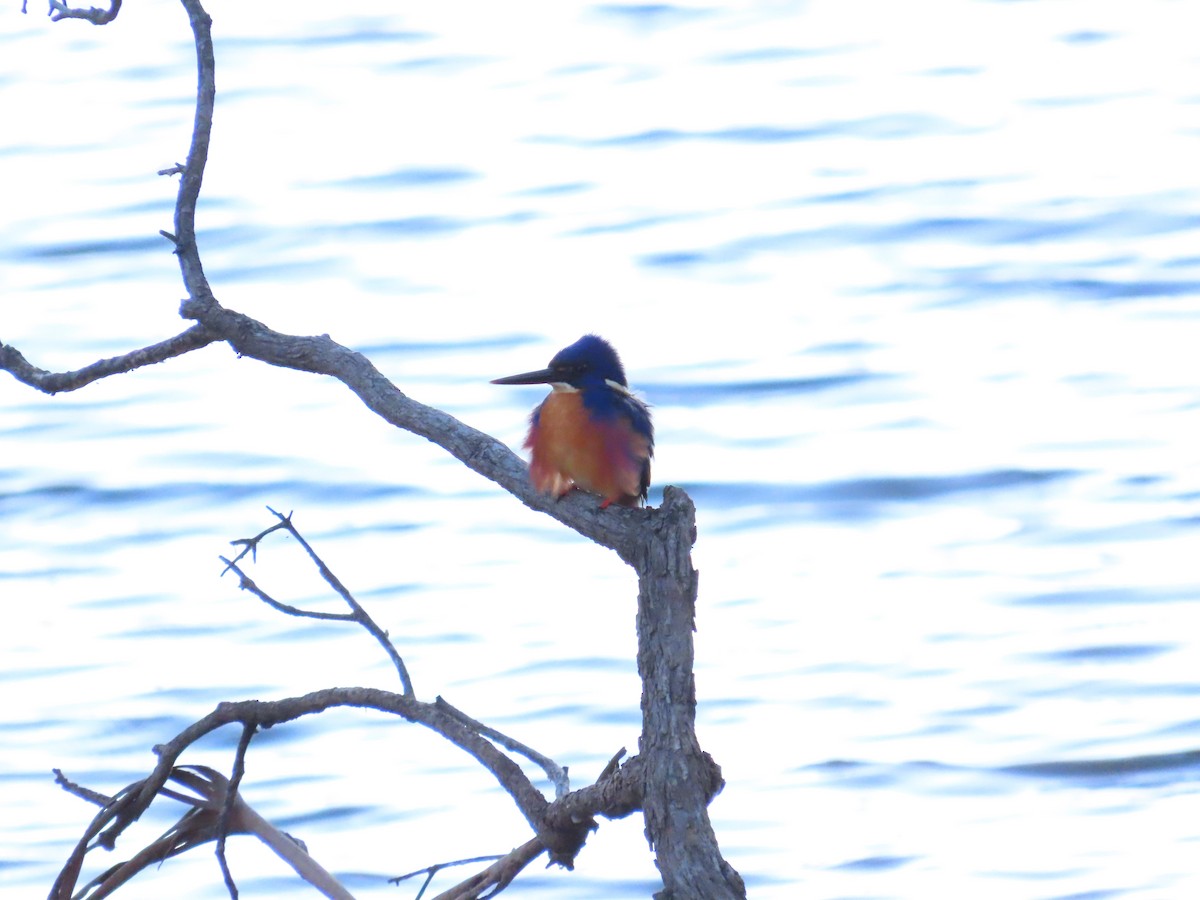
633 488 745 897
436 697 569 798
174 0 217 305
27 0 744 894
59 766 354 900
49 687 581 898
6 0 650 560
174 767 355 900
215 725 256 899
219 556 355 621
0 324 217 394
223 511 293 569
50 505 652 896
390 853 504 899
47 497 730 893
175 294 651 557
428 839 545 900
596 746 626 781
47 0 122 24
53 769 114 808
222 509 414 695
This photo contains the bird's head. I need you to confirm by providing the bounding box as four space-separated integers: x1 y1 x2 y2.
491 334 629 391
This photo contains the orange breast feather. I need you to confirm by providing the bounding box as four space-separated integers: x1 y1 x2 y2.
526 390 649 506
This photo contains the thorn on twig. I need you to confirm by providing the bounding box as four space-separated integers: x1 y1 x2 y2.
158 163 185 177
160 229 179 246
54 768 115 807
224 511 294 571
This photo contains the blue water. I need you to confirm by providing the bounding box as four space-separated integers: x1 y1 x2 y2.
4 2 1200 897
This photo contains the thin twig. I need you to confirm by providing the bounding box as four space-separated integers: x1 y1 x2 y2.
53 769 114 807
223 513 293 569
429 839 546 900
266 507 414 694
436 697 569 798
216 724 256 899
0 324 217 394
174 0 216 303
50 684 615 895
78 766 358 900
221 509 414 694
220 556 357 622
390 854 503 899
597 747 626 782
47 0 122 24
27 0 733 892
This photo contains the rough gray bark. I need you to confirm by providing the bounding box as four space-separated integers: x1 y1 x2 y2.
633 489 745 899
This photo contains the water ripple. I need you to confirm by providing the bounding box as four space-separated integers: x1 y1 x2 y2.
639 210 1200 270
590 3 711 29
542 113 959 148
1002 749 1200 785
317 167 477 189
833 855 918 872
220 29 429 49
1011 586 1197 607
1 480 422 519
644 373 877 405
689 468 1077 511
1028 643 1174 664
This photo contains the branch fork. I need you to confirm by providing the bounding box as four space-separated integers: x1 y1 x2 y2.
11 1 746 897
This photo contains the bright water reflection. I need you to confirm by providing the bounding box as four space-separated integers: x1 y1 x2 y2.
3 1 1200 897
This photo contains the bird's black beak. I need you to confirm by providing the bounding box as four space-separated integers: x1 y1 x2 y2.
491 367 559 386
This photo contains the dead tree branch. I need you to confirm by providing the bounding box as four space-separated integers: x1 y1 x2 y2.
43 0 122 24
436 697 569 798
0 324 217 394
56 765 353 900
47 515 726 897
12 0 746 896
214 725 256 899
48 517 589 896
221 508 414 695
389 852 505 899
49 686 623 899
429 839 545 900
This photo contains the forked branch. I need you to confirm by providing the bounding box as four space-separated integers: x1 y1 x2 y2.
17 0 744 896
42 0 122 24
221 507 414 696
49 517 655 898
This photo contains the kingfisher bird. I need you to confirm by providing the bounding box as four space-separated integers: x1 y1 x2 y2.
492 335 653 508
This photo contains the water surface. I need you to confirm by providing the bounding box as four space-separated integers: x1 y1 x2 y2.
3 1 1200 897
